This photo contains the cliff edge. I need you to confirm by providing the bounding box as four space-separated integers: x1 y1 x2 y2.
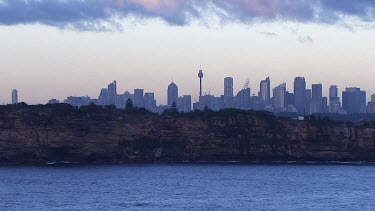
0 104 374 164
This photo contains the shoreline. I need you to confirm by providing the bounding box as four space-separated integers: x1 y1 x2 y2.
1 160 375 167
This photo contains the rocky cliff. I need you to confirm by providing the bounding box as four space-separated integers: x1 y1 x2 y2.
0 104 375 164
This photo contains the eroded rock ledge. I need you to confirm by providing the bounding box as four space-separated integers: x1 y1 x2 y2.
0 104 374 164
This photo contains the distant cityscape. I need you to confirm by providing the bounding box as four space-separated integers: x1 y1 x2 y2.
7 69 375 115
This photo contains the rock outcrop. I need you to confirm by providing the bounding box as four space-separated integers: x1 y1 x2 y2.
0 105 374 164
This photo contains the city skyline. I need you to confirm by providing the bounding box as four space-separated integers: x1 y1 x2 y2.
2 72 375 107
0 1 375 104
7 71 371 115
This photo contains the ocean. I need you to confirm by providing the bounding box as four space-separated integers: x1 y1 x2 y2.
1 163 374 210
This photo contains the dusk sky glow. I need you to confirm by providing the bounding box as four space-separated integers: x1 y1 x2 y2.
0 0 374 104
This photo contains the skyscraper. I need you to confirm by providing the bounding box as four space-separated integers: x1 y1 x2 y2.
236 88 251 110
167 82 178 106
310 84 322 114
144 93 156 111
98 88 108 106
259 76 271 104
224 77 234 97
294 77 306 114
273 83 286 110
342 87 366 114
134 89 144 108
12 89 18 105
107 81 117 105
368 94 375 113
329 85 341 113
329 85 338 101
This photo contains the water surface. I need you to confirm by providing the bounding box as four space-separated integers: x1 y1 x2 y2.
1 164 374 210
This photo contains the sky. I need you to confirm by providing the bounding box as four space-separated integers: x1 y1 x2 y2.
0 0 374 105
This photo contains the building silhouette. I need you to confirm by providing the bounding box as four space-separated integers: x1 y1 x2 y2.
310 84 322 114
329 85 341 113
273 83 286 111
259 77 271 104
342 87 366 114
293 77 306 114
167 82 178 106
12 89 18 105
134 89 144 108
224 77 234 97
107 81 117 105
144 93 157 111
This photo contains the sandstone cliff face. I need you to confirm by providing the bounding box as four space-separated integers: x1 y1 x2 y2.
0 107 374 164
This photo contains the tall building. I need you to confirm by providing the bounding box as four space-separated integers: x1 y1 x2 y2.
273 83 286 111
224 77 234 97
310 84 322 114
329 85 338 101
144 93 156 111
367 94 375 113
259 77 271 104
236 88 251 110
342 87 366 114
294 77 306 114
98 88 108 106
176 95 192 112
167 82 178 106
329 85 341 113
107 81 117 105
322 97 329 113
134 89 144 108
12 89 18 105
182 95 192 112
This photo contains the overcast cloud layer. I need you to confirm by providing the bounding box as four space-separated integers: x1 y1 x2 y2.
0 0 374 30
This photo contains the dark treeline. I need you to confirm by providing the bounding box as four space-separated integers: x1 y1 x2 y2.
1 102 375 125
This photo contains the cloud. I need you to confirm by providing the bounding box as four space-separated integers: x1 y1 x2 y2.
298 35 314 44
259 31 278 37
0 0 374 30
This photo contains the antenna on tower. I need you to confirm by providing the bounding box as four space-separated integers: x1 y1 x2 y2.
242 78 250 90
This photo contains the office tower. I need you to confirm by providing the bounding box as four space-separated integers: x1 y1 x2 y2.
98 88 108 106
124 91 133 102
224 77 234 97
273 83 286 110
293 77 306 114
329 85 338 101
329 85 341 113
305 89 311 114
183 95 192 112
259 77 271 104
322 97 328 113
107 81 117 105
144 93 156 111
134 89 144 108
199 94 215 110
198 69 204 97
285 91 294 107
12 89 18 105
115 94 125 108
167 82 178 106
342 87 366 114
310 84 322 114
368 94 375 113
236 88 251 110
